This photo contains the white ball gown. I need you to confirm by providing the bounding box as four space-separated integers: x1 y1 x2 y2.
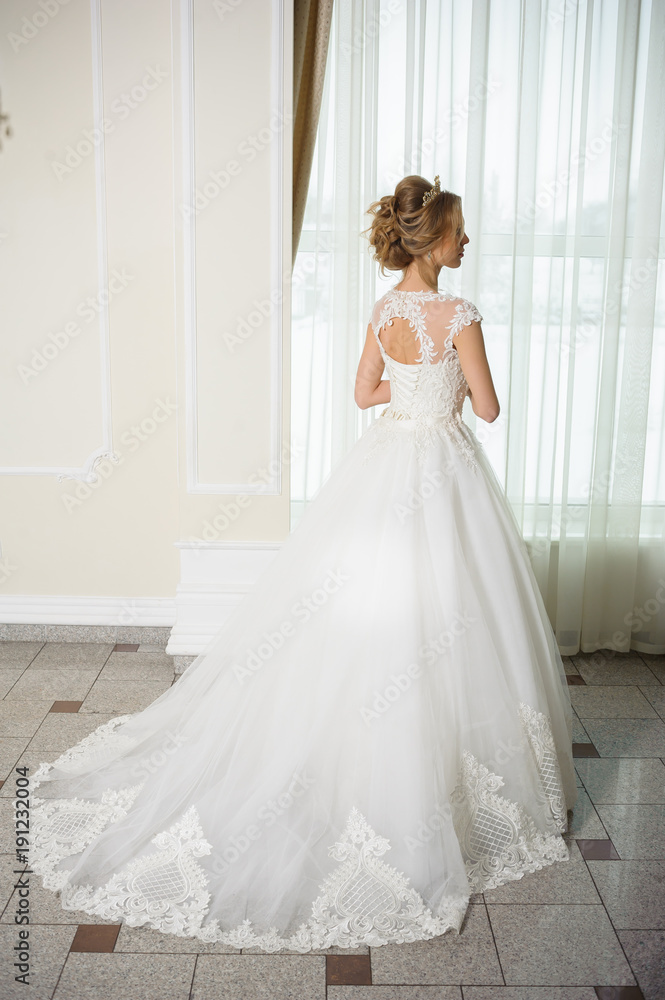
26 286 578 953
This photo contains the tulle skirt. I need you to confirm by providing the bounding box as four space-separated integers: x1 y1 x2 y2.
27 410 578 952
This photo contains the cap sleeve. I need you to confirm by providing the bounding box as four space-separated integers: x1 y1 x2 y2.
447 297 483 338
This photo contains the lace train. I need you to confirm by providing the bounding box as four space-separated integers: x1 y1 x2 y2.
26 704 572 952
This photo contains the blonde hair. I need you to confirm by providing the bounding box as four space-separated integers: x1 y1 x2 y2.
362 175 464 285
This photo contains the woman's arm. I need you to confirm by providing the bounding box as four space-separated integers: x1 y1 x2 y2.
454 319 500 422
354 323 391 410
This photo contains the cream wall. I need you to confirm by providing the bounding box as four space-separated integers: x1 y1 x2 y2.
0 0 292 648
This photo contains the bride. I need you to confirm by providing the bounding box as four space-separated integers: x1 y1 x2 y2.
26 174 578 953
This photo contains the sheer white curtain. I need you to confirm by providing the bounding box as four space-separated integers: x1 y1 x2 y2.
291 0 665 656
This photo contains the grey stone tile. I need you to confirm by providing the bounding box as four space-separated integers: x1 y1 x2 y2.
641 685 665 722
54 952 196 1000
572 652 661 685
371 905 502 985
28 642 114 671
462 990 598 999
640 654 665 684
617 929 665 1000
562 656 579 675
190 954 326 999
0 670 25 699
569 685 658 718
0 624 46 642
29 712 121 751
97 650 175 681
482 839 601 904
486 903 635 985
114 923 239 954
0 737 32 781
4 669 99 703
587 859 665 928
0 854 22 920
0 751 60 797
79 678 171 714
0 921 76 999
579 718 665 757
0 641 44 669
593 804 665 859
44 625 117 644
0 701 53 739
574 757 665 804
328 989 462 999
572 715 591 743
565 787 608 840
138 643 169 652
115 626 173 645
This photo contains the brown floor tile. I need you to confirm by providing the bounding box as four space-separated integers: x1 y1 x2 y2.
574 742 601 757
50 701 83 713
577 839 621 860
113 643 140 652
567 675 587 685
70 923 121 952
327 954 372 985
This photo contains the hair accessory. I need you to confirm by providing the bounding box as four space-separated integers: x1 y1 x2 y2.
422 175 441 206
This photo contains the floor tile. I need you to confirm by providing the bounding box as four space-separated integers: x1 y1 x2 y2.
0 701 54 739
576 839 621 860
579 719 665 757
70 923 121 952
327 954 372 984
328 989 463 999
49 701 84 713
566 787 608 839
593 804 665 858
574 758 665 804
462 990 598 999
44 626 116 644
0 751 59 797
572 716 592 742
640 686 665 722
0 625 46 642
0 922 76 1000
482 839 601 904
0 863 118 927
97 650 175 681
28 643 113 671
190 954 326 999
573 742 601 757
54 952 196 999
639 654 665 685
0 854 23 920
114 643 140 652
371 905 502 985
486 903 635 985
4 669 99 704
114 923 240 954
79 678 171 713
573 654 661 686
0 737 32 781
569 686 658 719
0 641 44 669
0 670 26 699
586 860 665 928
28 712 122 752
617 929 665 1000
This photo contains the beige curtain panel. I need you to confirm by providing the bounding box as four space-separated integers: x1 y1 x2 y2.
292 0 334 264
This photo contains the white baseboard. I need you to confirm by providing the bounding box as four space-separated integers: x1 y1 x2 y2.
0 594 176 627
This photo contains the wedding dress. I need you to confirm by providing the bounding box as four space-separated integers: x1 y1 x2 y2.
26 286 578 953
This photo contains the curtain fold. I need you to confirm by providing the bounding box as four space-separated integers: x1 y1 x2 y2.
292 0 334 264
292 0 665 656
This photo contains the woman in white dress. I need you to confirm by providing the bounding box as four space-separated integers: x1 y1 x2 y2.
26 174 578 953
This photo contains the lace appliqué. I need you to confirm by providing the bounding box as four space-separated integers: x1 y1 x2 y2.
373 291 446 364
444 298 483 347
518 701 567 832
362 407 479 473
27 703 571 952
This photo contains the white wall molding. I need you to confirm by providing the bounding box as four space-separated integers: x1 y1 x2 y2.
0 595 175 627
0 0 115 483
179 0 285 495
166 540 283 654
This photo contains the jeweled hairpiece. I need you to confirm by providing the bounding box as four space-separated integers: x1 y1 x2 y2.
422 175 441 206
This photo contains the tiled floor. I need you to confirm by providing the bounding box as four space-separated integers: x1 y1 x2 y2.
0 639 664 999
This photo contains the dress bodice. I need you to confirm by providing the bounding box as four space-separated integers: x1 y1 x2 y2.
370 288 483 423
